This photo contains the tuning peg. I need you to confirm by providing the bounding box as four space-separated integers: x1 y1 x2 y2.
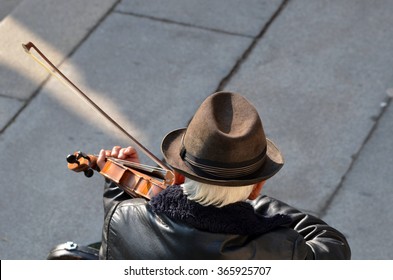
77 152 90 161
66 154 78 164
83 168 94 178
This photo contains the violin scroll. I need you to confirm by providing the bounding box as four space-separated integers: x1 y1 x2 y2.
66 151 97 178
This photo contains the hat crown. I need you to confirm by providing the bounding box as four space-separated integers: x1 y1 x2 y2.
183 92 267 165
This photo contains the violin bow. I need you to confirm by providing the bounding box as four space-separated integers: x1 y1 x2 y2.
22 42 174 177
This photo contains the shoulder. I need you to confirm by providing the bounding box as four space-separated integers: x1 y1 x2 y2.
251 195 297 218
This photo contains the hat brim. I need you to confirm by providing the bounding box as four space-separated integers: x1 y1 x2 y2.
161 128 284 186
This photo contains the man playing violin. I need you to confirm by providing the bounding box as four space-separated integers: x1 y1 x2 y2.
95 91 351 260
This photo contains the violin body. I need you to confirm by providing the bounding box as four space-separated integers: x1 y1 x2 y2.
100 158 168 199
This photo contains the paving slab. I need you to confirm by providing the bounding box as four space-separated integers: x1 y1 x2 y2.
0 0 118 100
0 9 255 259
323 102 393 260
224 0 393 214
115 0 283 37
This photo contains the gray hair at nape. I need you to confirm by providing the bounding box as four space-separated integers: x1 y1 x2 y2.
181 178 255 208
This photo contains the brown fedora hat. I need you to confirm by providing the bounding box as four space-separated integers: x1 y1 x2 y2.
161 92 284 186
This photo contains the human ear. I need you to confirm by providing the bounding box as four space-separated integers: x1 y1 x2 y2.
248 181 265 200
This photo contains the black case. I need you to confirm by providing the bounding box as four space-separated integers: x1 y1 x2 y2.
47 241 100 260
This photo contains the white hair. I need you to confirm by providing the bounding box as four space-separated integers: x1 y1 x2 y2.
181 178 255 208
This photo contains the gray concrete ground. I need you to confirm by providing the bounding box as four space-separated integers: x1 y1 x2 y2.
0 0 392 260
0 0 22 22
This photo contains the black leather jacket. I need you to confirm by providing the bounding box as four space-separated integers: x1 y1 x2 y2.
99 181 350 259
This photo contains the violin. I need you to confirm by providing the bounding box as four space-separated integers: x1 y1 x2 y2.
66 151 175 199
22 42 179 200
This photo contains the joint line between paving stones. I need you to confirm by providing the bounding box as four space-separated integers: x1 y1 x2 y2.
0 81 46 135
181 0 290 129
215 0 290 92
114 10 254 38
60 0 122 69
0 0 122 136
319 96 392 218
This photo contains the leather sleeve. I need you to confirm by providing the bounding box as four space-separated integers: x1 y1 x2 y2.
102 179 132 216
100 180 136 260
252 196 351 260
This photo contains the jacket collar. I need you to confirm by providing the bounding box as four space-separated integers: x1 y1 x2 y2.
149 186 290 235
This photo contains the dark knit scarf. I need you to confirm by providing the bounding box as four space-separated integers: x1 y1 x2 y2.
149 186 290 235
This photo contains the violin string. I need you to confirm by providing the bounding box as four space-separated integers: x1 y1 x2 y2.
107 157 166 174
89 153 166 173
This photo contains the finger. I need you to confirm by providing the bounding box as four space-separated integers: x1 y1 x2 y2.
124 146 137 156
97 149 106 171
124 146 140 162
118 147 128 159
111 146 122 158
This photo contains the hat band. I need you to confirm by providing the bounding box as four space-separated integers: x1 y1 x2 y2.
180 146 267 179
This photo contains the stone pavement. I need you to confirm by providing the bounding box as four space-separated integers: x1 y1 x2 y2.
0 0 392 259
